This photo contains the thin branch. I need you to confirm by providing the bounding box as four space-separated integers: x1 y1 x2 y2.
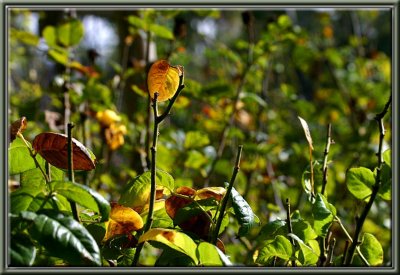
285 198 296 267
212 145 243 244
325 238 336 266
343 95 391 266
67 123 79 222
321 123 333 195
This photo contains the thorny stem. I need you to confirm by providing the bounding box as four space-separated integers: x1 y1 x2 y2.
67 123 79 222
132 75 185 267
343 95 391 266
212 145 243 244
285 198 296 267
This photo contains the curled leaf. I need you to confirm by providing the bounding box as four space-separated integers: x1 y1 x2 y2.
147 60 183 102
32 132 96 171
298 116 314 150
103 202 144 242
10 117 27 142
196 187 226 201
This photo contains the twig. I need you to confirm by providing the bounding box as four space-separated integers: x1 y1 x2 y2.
285 198 296 267
321 123 333 195
67 123 79 222
132 74 185 266
342 240 350 266
325 238 336 266
211 145 243 244
343 95 391 266
144 31 153 170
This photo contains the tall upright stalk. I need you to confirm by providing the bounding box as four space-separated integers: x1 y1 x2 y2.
211 145 243 244
132 74 185 267
343 95 391 265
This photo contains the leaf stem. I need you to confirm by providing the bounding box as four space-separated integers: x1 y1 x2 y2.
212 145 243 244
321 123 332 195
343 95 391 266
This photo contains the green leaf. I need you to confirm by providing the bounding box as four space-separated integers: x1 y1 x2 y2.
225 183 260 237
138 228 198 264
383 149 391 168
256 235 293 264
149 23 174 40
184 131 210 149
57 19 84 47
119 169 174 209
378 163 391 200
312 193 336 237
10 233 37 266
20 211 101 266
240 92 267 108
184 150 208 169
8 137 44 175
127 15 148 30
42 26 57 47
197 242 233 266
10 187 47 214
85 223 106 245
289 233 319 266
155 250 196 266
358 233 383 266
347 167 375 200
21 165 64 189
50 181 110 222
292 219 318 243
11 28 39 46
257 219 286 242
48 48 69 65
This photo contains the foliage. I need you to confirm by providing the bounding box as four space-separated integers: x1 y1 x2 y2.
7 8 392 268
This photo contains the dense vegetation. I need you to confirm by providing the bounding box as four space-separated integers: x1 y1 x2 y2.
7 8 392 268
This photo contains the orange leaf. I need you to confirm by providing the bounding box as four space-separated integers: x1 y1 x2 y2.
196 187 226 201
32 132 96 171
147 60 182 102
165 186 196 219
103 202 144 242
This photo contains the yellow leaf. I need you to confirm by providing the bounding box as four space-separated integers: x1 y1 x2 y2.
103 202 143 242
147 60 182 102
196 187 226 201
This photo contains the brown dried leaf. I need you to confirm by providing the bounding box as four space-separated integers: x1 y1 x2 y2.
10 117 27 142
196 187 226 201
32 132 96 171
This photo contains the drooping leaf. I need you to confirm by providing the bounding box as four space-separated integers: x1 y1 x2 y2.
57 19 84 47
103 203 143 242
147 60 182 102
119 169 174 212
32 132 96 171
8 137 44 175
346 167 375 200
225 183 260 237
47 48 69 65
358 233 383 266
289 233 319 266
312 193 336 237
298 116 314 150
138 228 198 264
50 181 110 222
20 211 101 266
197 242 233 266
10 233 37 266
256 235 293 264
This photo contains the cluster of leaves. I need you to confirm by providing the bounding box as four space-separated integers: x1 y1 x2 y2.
8 8 392 267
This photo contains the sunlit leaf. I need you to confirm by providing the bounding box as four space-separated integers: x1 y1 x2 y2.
184 131 210 149
155 250 196 266
196 187 226 201
197 242 233 266
8 137 44 175
149 23 174 40
11 29 39 46
57 19 84 47
256 235 293 264
298 116 314 150
312 193 336 237
378 163 391 200
103 203 143 242
42 26 57 47
147 60 182 102
289 233 319 266
119 170 174 212
47 48 69 65
138 228 198 263
346 167 374 200
383 149 391 168
358 233 383 266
